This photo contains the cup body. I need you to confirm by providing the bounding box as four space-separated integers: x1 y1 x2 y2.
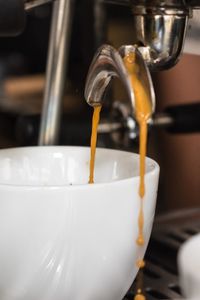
0 146 159 300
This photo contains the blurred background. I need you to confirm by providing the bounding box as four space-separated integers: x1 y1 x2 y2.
0 0 199 214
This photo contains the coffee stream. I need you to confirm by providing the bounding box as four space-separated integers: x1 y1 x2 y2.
88 52 152 300
88 105 102 184
124 52 152 300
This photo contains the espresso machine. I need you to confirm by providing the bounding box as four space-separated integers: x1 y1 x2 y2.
0 0 199 147
0 2 200 299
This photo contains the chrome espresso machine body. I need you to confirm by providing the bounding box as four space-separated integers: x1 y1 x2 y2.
0 0 199 146
42 0 200 145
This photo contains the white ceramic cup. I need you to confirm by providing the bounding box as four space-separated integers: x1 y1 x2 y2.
0 146 159 300
178 233 200 300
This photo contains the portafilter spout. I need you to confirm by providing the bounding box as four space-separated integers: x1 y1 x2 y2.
84 44 155 120
130 0 190 70
102 0 191 70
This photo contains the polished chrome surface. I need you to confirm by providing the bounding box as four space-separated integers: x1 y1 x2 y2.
103 0 191 70
85 44 134 107
39 0 74 145
132 7 189 70
25 0 54 10
130 1 191 70
84 44 155 119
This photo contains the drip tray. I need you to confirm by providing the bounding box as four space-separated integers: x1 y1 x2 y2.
124 208 200 300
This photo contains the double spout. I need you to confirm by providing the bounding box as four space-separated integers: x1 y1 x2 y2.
84 44 155 119
85 45 134 108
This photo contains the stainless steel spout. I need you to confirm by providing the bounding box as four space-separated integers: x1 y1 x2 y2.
85 44 135 108
85 44 155 118
130 0 190 70
135 14 188 70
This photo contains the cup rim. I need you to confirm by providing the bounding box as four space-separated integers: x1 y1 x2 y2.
0 146 160 189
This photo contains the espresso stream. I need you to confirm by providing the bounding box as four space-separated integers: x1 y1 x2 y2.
88 52 152 300
88 105 102 184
